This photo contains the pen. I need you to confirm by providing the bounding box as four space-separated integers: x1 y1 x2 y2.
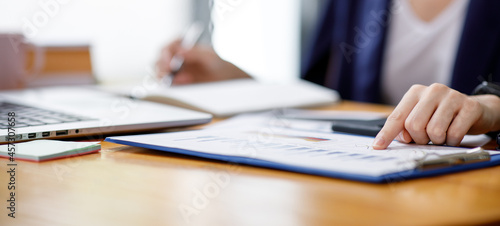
161 22 205 86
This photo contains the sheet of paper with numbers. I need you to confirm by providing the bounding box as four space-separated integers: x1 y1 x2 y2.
106 113 500 183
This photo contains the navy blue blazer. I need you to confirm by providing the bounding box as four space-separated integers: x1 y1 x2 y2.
301 0 500 104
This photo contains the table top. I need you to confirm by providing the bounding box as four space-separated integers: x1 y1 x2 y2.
1 101 499 226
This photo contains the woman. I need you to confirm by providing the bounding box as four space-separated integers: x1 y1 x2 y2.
157 0 500 149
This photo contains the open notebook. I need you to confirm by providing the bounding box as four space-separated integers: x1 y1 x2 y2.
100 79 340 117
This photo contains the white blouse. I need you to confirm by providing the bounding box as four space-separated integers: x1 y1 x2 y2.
381 0 469 105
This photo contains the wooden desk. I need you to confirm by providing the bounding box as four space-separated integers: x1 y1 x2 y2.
1 101 500 226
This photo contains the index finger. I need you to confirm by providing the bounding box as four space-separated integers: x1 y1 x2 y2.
372 85 423 149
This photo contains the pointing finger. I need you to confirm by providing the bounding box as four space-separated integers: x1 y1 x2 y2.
372 85 424 149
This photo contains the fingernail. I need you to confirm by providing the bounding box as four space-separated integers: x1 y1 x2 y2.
373 137 385 148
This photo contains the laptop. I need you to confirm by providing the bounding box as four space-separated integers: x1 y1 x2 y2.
0 86 212 143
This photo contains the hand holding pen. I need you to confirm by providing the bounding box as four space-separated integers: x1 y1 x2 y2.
157 22 204 86
156 22 251 86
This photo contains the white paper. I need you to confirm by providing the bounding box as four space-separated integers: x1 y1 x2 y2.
108 125 496 177
279 108 388 121
460 134 492 147
210 112 493 146
208 111 334 133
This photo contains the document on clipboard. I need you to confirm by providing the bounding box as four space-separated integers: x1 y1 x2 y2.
105 113 500 183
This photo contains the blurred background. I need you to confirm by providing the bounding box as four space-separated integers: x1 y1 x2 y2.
0 0 325 85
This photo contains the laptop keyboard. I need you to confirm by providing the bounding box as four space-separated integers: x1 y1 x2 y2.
0 102 95 129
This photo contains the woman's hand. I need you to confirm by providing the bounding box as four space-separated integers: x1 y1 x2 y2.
372 83 500 149
156 39 250 85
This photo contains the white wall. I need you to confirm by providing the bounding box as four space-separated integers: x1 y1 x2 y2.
0 0 302 84
0 0 192 83
211 0 301 83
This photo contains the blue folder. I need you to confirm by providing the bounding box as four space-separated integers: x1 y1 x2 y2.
105 137 500 183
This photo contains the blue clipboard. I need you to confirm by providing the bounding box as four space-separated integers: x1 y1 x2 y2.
105 137 500 183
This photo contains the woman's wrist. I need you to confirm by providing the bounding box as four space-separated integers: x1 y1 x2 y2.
475 94 500 133
223 60 252 80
